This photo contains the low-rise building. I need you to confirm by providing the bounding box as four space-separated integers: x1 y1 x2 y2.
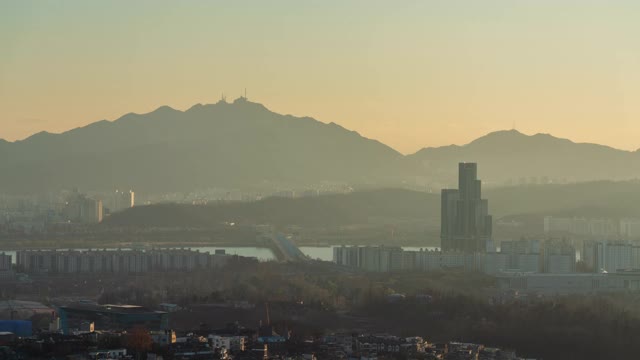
151 329 176 345
208 334 246 352
496 272 640 295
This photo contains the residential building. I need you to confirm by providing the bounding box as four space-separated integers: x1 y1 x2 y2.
620 218 640 240
544 216 617 238
592 241 638 273
110 190 135 213
209 335 246 352
497 272 640 295
16 248 232 274
63 191 103 223
543 241 576 273
500 239 542 272
0 253 10 271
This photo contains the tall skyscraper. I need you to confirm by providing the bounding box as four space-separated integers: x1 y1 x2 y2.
440 163 493 252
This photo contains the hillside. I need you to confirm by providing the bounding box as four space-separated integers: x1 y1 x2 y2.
103 181 640 229
103 188 439 228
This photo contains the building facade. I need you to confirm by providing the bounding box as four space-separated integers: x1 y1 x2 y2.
109 190 135 213
441 163 493 252
16 248 232 274
590 241 640 273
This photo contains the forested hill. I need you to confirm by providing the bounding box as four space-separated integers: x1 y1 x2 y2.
103 189 437 228
103 181 640 228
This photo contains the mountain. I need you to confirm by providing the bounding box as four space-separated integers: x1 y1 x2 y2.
408 129 640 185
3 101 640 194
0 98 405 193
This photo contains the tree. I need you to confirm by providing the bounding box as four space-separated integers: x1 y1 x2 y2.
126 326 152 360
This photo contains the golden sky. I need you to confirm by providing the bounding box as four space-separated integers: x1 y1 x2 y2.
1 1 639 154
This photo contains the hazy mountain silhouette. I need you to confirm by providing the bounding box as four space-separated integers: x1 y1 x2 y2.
0 98 404 193
2 102 640 194
408 129 640 185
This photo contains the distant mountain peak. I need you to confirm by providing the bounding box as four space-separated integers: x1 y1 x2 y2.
407 127 640 185
490 129 523 135
150 105 179 115
22 130 53 142
233 96 248 104
472 129 524 140
228 97 270 113
232 96 262 106
467 129 576 148
0 98 404 193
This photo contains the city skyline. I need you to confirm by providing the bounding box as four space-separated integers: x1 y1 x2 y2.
2 3 640 359
3 1 640 153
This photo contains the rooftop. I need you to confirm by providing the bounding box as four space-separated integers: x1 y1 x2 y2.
61 303 167 315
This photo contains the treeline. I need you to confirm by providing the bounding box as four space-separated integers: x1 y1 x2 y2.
358 293 640 360
67 260 640 360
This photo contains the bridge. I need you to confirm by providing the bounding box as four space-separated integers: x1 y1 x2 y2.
268 233 308 262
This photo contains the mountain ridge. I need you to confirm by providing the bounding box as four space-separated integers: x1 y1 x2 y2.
3 107 636 155
413 129 631 155
408 128 640 185
2 100 640 193
0 98 406 193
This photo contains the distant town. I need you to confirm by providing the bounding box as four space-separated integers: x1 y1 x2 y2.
2 163 640 359
6 1 640 357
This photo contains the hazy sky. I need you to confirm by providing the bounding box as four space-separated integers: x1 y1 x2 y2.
1 1 640 154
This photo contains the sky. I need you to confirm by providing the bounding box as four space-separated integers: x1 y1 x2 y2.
1 1 640 154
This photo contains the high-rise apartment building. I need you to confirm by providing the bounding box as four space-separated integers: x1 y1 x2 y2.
80 198 103 223
440 163 493 252
110 190 135 213
63 191 103 223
